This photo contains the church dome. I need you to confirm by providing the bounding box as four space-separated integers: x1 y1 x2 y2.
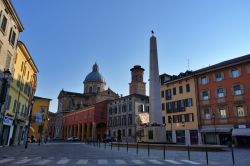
84 63 105 83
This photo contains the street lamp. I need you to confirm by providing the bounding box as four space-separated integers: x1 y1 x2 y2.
0 69 12 145
212 112 216 144
168 116 173 143
25 98 35 149
182 119 186 145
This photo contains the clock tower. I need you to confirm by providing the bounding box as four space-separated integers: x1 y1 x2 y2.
129 65 146 95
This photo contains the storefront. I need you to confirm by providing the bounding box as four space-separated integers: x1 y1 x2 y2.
2 116 14 146
201 127 232 145
232 128 250 147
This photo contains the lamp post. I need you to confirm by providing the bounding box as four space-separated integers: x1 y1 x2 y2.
212 112 216 144
169 116 173 143
25 98 35 149
0 69 11 145
182 119 186 145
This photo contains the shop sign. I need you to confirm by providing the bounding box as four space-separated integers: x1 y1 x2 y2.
238 125 246 129
3 116 13 126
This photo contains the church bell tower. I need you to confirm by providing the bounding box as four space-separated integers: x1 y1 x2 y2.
129 65 146 95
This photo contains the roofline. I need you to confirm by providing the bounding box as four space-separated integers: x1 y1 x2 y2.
2 0 24 32
17 41 39 73
194 54 250 75
161 74 194 85
34 96 52 101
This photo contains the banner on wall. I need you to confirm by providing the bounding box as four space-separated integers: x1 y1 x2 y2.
138 112 149 124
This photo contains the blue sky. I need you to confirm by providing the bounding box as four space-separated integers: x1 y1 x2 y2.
12 0 250 112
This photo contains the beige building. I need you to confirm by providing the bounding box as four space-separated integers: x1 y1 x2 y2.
0 0 24 74
160 71 200 145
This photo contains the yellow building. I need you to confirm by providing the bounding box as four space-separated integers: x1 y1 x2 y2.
160 71 200 145
29 96 51 143
2 41 38 146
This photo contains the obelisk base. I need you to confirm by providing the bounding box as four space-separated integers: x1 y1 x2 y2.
147 125 166 143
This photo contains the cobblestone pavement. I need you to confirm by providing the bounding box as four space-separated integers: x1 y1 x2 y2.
0 142 249 165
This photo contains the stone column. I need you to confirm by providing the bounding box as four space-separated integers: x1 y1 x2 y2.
92 122 96 140
82 123 85 140
86 123 90 140
78 123 80 138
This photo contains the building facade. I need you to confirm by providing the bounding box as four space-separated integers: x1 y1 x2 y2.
195 54 250 147
107 65 149 142
62 100 111 141
47 111 56 141
2 41 38 146
29 96 51 143
160 71 200 145
55 63 118 139
0 0 24 146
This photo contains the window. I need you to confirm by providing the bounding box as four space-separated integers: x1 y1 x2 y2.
218 106 227 119
138 104 144 112
168 116 172 123
161 103 165 111
39 106 46 113
247 64 250 74
233 84 243 95
128 129 132 136
128 102 132 112
5 95 11 110
162 116 165 124
128 114 132 125
236 105 245 117
187 98 193 107
204 107 210 119
202 90 209 100
122 104 127 112
97 87 100 93
161 91 164 98
217 88 225 98
165 89 171 100
186 84 190 92
215 72 223 81
201 76 208 84
122 129 125 137
89 86 92 93
173 87 176 95
231 68 240 78
9 28 16 46
0 15 7 33
179 86 183 94
12 100 17 113
5 53 11 70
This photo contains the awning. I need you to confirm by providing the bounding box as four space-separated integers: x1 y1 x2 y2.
232 128 250 136
200 128 231 133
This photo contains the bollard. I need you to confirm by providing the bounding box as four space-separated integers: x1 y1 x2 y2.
148 143 150 157
111 142 113 150
231 144 235 165
205 145 208 165
163 144 166 160
136 142 138 155
187 145 190 160
127 141 128 153
105 142 106 149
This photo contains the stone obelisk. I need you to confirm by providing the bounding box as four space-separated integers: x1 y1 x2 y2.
148 31 166 142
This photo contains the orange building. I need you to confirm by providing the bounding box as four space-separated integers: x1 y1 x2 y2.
195 54 250 147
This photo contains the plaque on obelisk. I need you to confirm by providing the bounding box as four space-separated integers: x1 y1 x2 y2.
147 31 166 142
